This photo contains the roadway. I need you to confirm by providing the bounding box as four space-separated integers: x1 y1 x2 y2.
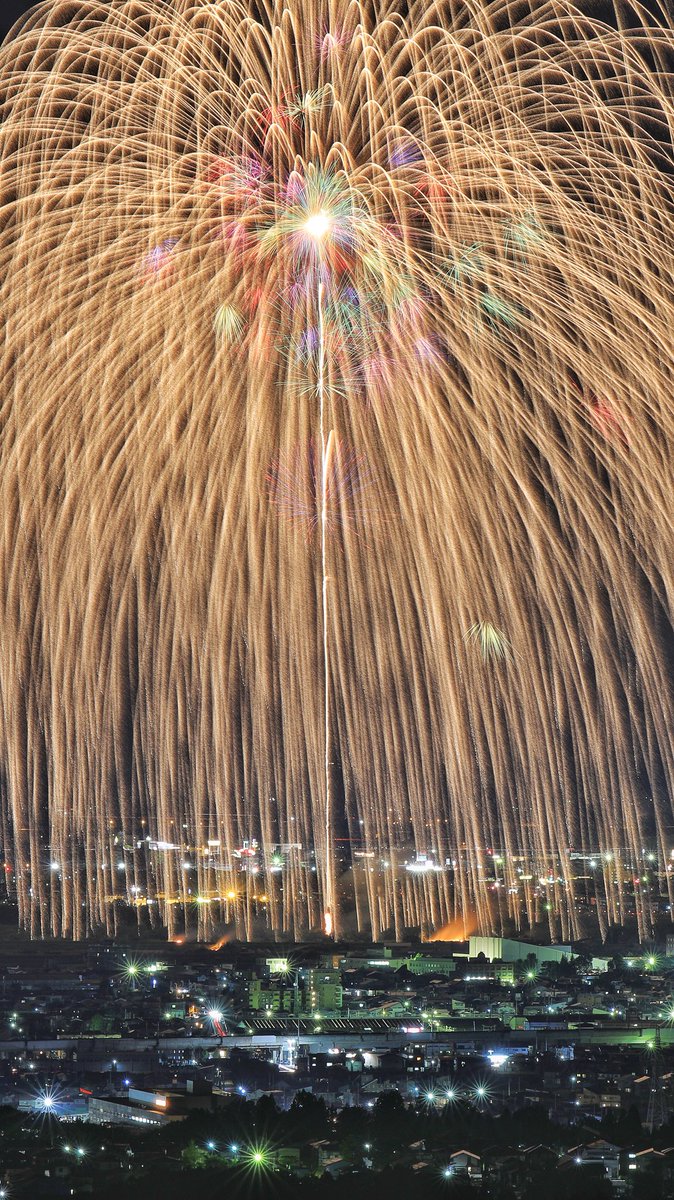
0 1023 673 1062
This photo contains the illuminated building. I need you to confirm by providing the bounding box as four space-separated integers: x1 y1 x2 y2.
87 1080 218 1126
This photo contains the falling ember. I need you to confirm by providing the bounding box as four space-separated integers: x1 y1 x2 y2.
426 913 478 942
207 934 232 951
323 910 333 938
0 0 672 948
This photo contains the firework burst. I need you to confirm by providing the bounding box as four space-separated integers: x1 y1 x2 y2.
0 0 673 942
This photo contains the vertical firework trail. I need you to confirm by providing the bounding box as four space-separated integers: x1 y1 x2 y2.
317 278 334 938
2 0 674 941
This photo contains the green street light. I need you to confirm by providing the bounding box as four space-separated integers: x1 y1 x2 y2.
243 1143 272 1172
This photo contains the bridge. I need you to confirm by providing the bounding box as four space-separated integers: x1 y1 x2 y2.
0 1022 671 1069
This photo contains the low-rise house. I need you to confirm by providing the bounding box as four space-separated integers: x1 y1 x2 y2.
560 1139 621 1180
447 1149 482 1179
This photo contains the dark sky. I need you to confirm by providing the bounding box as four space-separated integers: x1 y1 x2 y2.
0 1 32 43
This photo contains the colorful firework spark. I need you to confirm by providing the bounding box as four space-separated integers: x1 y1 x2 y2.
267 435 369 540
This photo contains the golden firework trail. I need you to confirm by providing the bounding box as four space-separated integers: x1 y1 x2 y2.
1 0 674 942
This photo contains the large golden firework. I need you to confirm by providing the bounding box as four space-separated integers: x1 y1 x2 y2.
1 0 674 941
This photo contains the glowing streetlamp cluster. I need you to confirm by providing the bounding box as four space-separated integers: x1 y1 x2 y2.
422 1082 490 1107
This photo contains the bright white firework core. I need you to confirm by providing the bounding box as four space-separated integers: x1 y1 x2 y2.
304 210 331 240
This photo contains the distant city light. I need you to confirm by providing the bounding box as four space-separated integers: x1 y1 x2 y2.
35 1084 62 1116
488 1052 509 1069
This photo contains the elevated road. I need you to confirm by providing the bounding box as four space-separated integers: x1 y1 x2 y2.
0 1023 672 1063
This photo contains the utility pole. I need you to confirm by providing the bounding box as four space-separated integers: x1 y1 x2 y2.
646 1026 669 1133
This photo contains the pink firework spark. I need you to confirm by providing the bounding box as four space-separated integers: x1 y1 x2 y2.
267 435 370 540
569 374 629 446
141 238 178 280
319 27 350 62
202 153 268 200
